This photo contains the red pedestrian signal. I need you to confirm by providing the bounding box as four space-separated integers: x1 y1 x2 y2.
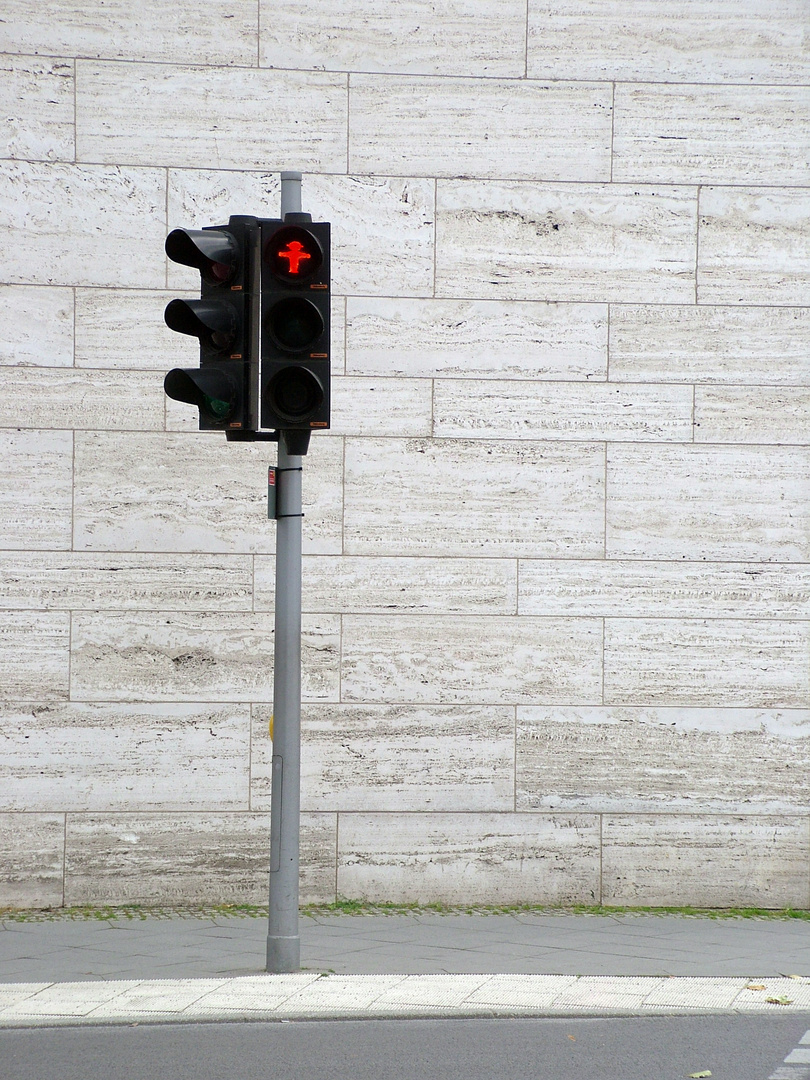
278 240 310 275
260 216 330 437
265 224 323 283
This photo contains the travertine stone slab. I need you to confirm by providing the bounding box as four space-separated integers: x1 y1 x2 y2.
0 367 163 430
434 381 693 441
344 438 605 557
0 56 73 161
0 161 165 287
695 386 810 445
73 432 342 554
164 396 200 433
607 445 810 561
4 0 810 916
337 812 600 904
331 296 347 376
0 430 72 549
70 613 340 703
0 285 73 367
602 815 810 907
341 614 602 704
350 76 612 181
0 612 70 702
609 305 810 385
256 555 517 615
698 187 810 306
518 560 810 619
0 703 250 812
169 172 435 297
260 0 527 77
347 298 607 381
614 84 810 185
251 704 515 811
0 551 252 611
78 63 347 172
330 377 432 437
0 0 258 65
516 707 810 812
76 289 187 370
307 175 435 298
436 181 697 302
604 619 810 707
0 813 64 908
527 0 810 83
300 813 338 904
64 812 336 905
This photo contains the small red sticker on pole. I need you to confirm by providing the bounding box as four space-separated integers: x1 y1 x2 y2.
267 467 277 520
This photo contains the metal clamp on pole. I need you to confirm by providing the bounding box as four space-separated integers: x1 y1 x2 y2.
274 467 305 519
227 430 279 443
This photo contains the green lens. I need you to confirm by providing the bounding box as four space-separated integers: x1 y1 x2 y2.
204 395 232 420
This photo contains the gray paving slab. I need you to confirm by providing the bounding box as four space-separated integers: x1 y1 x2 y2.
1 912 808 984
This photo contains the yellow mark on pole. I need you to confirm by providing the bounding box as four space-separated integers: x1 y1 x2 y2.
269 714 273 741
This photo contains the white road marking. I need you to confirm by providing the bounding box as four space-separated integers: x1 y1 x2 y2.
767 1031 810 1080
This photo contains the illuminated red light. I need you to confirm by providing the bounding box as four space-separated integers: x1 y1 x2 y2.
265 224 323 282
277 240 311 275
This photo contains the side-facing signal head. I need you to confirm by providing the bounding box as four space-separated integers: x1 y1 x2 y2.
165 228 238 285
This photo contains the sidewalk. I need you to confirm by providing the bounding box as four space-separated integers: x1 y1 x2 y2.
1 911 809 1026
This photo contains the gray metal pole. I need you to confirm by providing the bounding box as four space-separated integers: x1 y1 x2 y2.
280 170 302 219
266 172 304 974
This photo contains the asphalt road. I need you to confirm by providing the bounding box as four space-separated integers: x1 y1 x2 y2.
3 1015 809 1080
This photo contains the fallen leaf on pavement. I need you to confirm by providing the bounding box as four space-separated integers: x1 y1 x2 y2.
745 984 766 991
688 1071 712 1078
766 996 793 1005
567 1035 576 1041
780 973 802 980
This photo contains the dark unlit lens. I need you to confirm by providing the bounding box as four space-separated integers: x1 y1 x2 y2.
267 298 323 352
268 368 323 421
208 260 233 283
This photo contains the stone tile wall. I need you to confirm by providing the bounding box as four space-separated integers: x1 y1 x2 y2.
1 1 808 909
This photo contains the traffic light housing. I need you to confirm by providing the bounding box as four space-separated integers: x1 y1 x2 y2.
260 215 330 433
163 216 259 433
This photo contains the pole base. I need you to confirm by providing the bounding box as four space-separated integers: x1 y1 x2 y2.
266 933 300 973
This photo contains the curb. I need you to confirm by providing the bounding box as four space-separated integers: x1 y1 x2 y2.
2 974 810 1027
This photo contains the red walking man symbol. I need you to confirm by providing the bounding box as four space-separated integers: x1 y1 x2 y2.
278 240 311 275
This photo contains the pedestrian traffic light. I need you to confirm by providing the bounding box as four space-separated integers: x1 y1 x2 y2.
260 215 330 434
163 215 259 433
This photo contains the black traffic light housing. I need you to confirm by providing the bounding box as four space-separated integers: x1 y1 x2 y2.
163 215 260 433
260 214 330 434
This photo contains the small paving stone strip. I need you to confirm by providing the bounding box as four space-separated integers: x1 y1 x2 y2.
1 975 809 1027
769 1027 810 1080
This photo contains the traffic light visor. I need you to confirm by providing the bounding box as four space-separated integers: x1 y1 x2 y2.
164 367 238 422
165 228 237 284
164 298 237 353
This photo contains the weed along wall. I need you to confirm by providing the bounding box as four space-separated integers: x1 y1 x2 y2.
1 2 810 911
